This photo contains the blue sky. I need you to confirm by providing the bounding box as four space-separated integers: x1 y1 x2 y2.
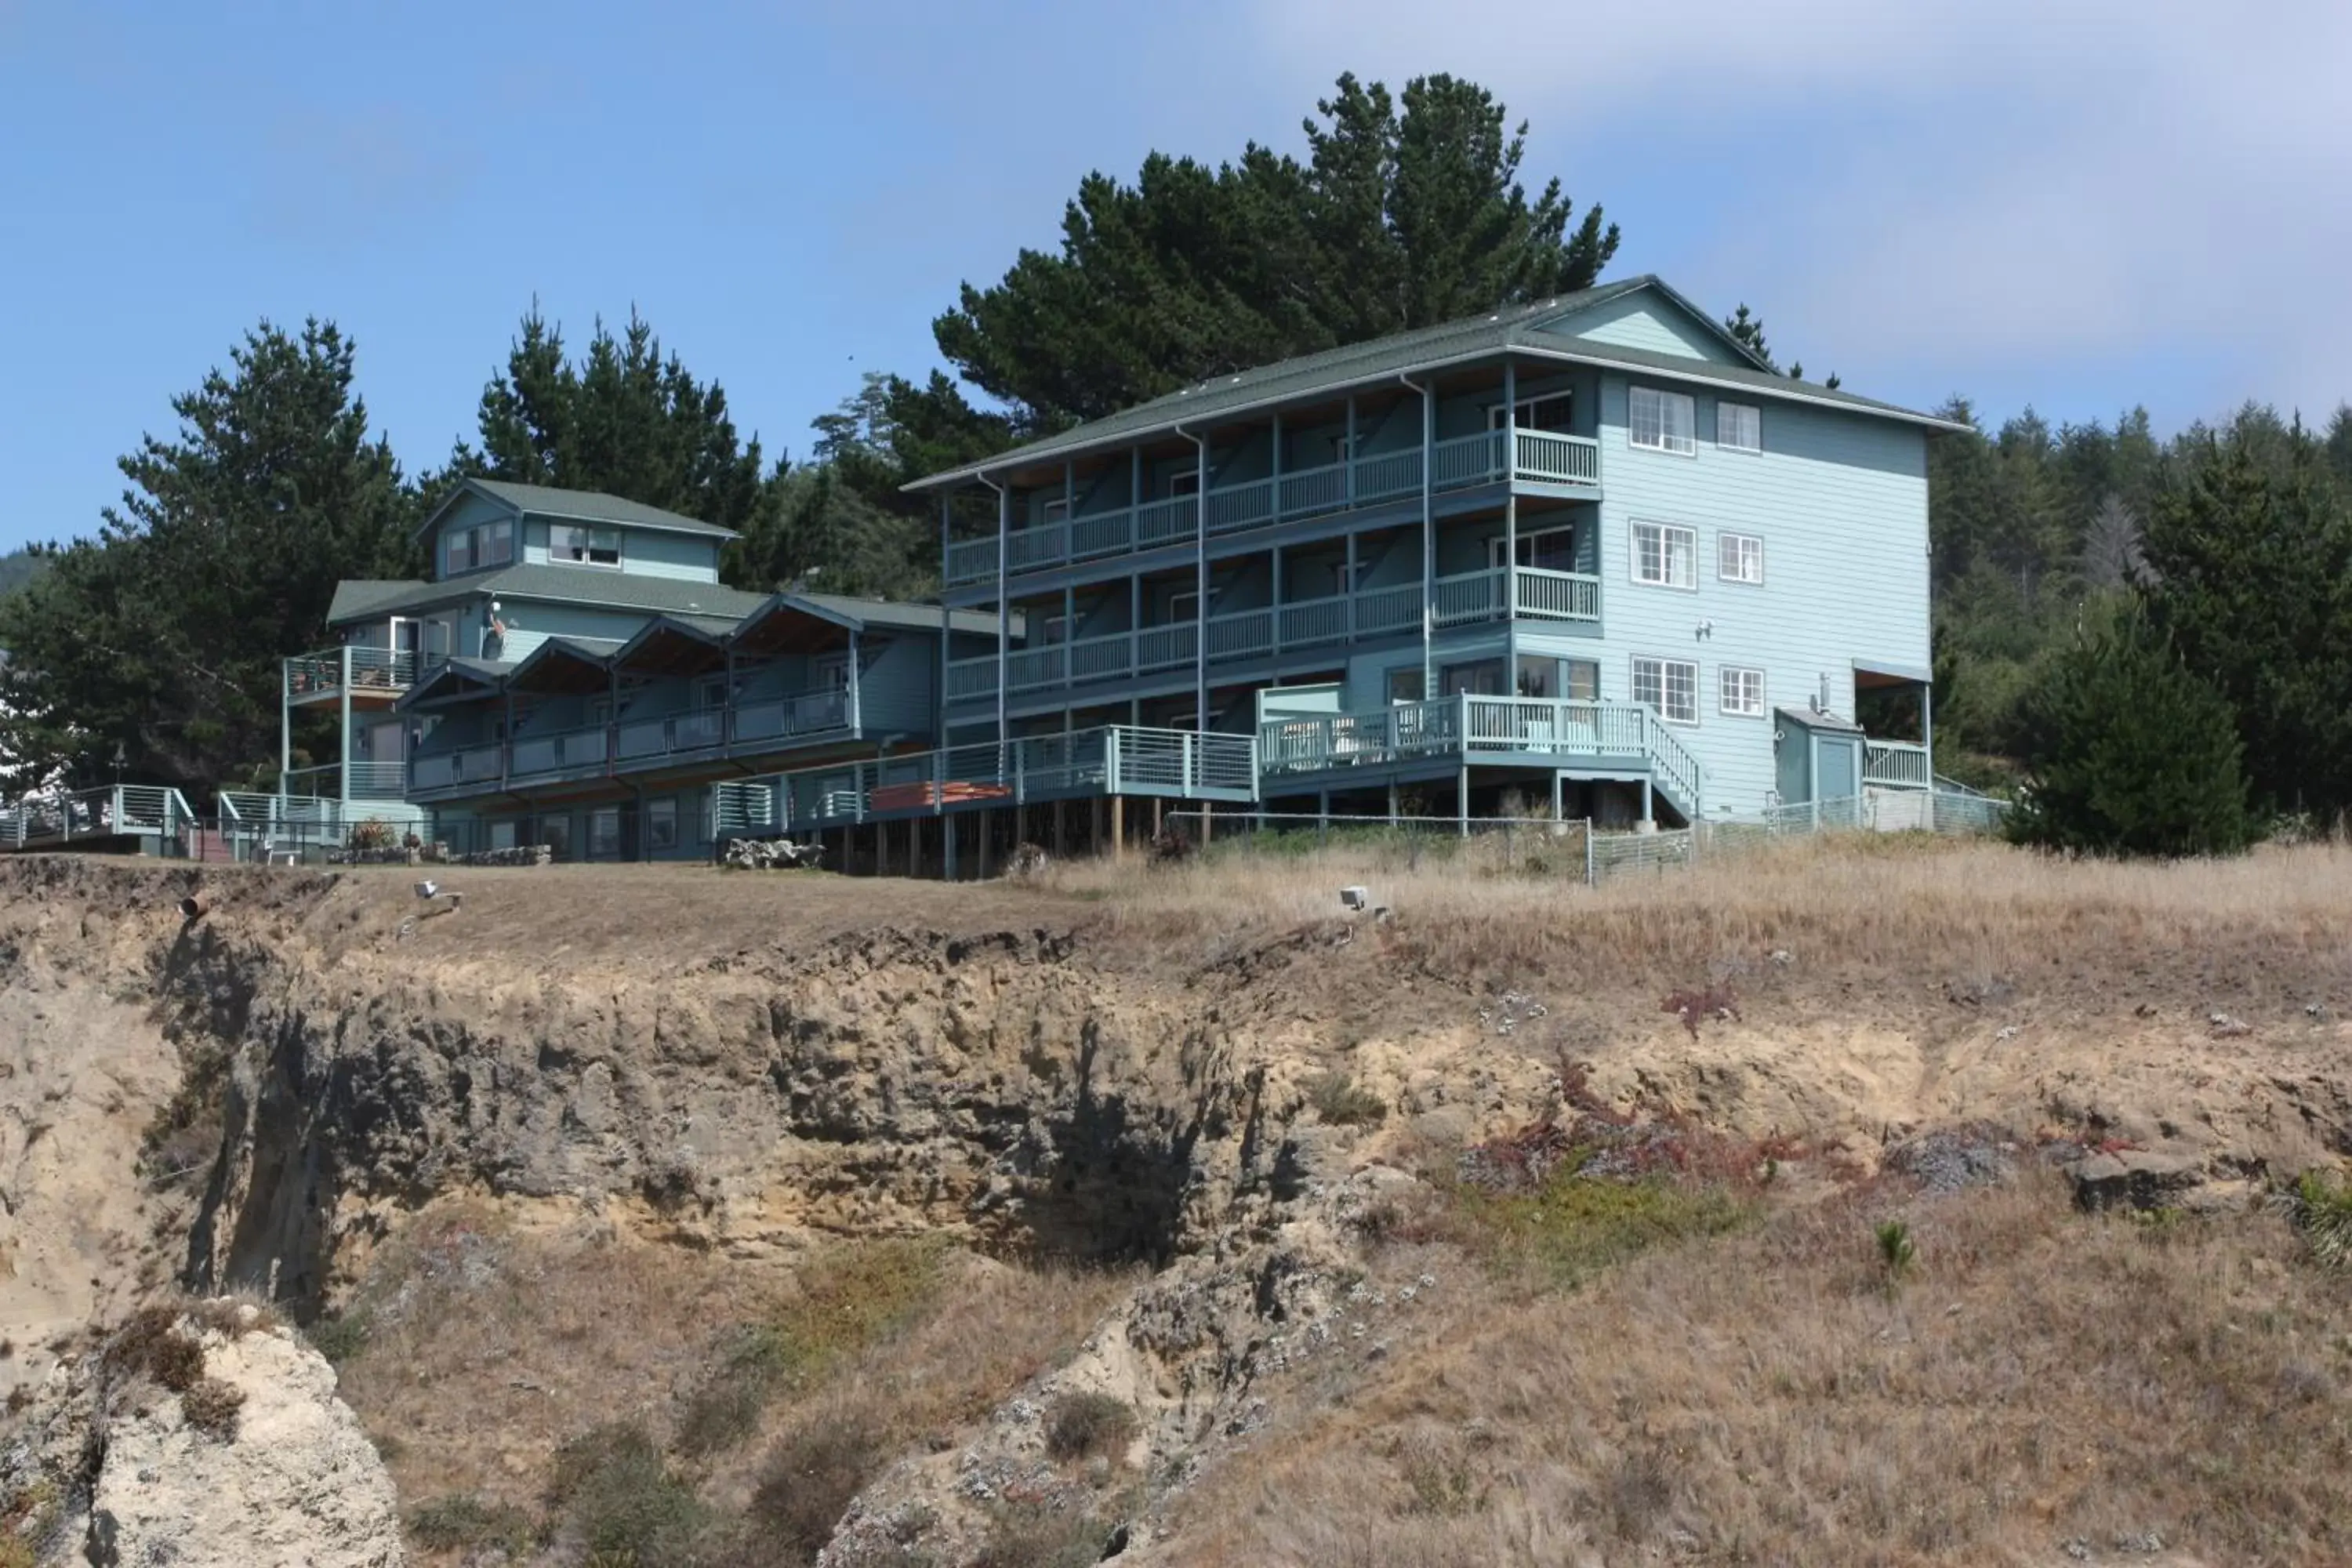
3 0 2346 553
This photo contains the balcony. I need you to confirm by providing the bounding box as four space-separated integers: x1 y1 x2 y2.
281 761 408 801
1258 694 1704 821
721 725 1261 833
944 426 1601 586
946 565 1600 705
405 686 862 800
286 645 432 707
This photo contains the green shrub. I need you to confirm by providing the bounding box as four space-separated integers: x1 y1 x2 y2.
1454 1173 1751 1290
2279 1171 2352 1270
1875 1218 1918 1287
407 1494 534 1556
1042 1391 1138 1465
303 1311 370 1365
546 1423 706 1566
1307 1071 1386 1127
101 1305 205 1392
2006 601 2256 858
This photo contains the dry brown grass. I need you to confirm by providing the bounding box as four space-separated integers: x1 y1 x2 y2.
1043 833 2352 993
1169 1171 2352 1566
326 1199 1134 1565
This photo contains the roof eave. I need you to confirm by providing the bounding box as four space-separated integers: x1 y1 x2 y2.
905 338 1959 492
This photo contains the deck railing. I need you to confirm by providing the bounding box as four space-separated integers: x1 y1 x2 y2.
510 724 612 779
731 724 1260 833
944 566 1600 703
731 688 849 744
1863 739 1933 789
1255 694 1705 822
943 428 1601 586
2 784 196 848
285 644 427 701
281 761 408 800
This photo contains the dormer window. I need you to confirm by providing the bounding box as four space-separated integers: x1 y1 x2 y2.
442 520 512 574
551 524 622 567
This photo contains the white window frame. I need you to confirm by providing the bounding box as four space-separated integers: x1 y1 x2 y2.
445 528 474 573
1489 393 1574 433
1719 665 1766 717
1628 386 1697 456
1563 658 1600 703
1716 401 1762 454
815 652 850 691
697 675 731 710
1040 613 1069 646
1168 470 1201 498
550 523 622 568
588 806 622 859
1042 496 1070 524
1632 521 1698 590
1719 532 1765 585
1490 524 1580 572
1632 655 1700 726
1169 590 1200 622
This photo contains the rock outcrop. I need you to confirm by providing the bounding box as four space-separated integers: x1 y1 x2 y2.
1 1303 402 1567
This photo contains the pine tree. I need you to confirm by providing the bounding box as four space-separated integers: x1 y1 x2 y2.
2007 604 2255 857
2139 424 2352 818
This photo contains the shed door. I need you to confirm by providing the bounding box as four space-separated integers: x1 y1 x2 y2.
1816 735 1861 803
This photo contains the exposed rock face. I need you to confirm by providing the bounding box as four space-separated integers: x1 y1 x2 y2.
2 1305 401 1568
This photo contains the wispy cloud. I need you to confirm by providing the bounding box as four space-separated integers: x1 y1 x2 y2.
1250 1 2352 423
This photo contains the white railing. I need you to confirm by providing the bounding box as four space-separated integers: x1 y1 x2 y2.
511 724 610 777
282 761 408 800
1863 739 1933 789
1515 566 1600 620
2 784 196 848
735 725 1261 831
1254 695 1705 823
940 427 1601 584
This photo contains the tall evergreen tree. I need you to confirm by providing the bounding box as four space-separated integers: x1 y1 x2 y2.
2139 423 2352 818
2007 602 2254 857
461 307 774 538
919 71 1620 438
727 376 933 598
0 321 419 793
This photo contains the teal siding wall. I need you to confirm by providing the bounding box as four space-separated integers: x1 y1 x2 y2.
495 603 641 664
619 528 723 583
433 493 516 579
1548 296 1739 363
1590 373 1932 814
859 634 934 735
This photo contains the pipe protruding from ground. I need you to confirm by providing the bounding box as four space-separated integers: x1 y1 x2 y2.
179 892 211 922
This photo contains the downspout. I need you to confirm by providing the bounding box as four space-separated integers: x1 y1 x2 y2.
937 493 952 756
1175 424 1209 731
1399 372 1435 704
977 474 1010 745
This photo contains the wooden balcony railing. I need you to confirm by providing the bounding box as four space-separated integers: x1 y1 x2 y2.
943 427 1600 586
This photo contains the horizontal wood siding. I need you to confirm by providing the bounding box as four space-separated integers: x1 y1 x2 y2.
1592 373 1930 813
859 635 934 735
613 528 723 583
1552 295 1737 363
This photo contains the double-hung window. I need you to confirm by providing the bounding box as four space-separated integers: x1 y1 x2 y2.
1629 387 1696 455
551 524 622 566
1719 666 1766 717
1632 656 1699 725
1632 521 1697 589
647 798 679 852
1719 532 1764 584
475 521 514 567
445 528 474 573
1717 402 1762 454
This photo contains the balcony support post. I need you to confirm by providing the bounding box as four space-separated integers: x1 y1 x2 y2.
1922 682 1935 775
1270 411 1283 522
279 657 293 804
1345 397 1356 506
1270 546 1283 655
1401 372 1435 706
938 493 952 742
337 644 354 808
1503 359 1517 482
1345 532 1357 639
848 628 863 737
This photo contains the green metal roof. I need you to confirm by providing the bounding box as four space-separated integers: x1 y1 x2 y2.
325 579 434 622
412 477 742 543
906 275 1962 490
326 564 770 628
